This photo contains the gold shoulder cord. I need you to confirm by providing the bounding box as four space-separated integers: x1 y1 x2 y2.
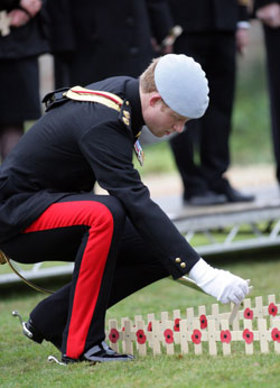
63 86 123 112
0 250 53 295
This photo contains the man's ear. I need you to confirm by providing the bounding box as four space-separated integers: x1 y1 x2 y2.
149 93 162 107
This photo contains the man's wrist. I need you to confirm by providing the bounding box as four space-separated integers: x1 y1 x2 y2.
188 258 215 286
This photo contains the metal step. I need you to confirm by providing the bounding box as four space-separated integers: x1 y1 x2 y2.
1 185 280 287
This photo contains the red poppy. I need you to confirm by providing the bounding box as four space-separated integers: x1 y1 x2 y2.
147 321 152 332
271 328 280 343
268 303 278 317
242 328 254 344
136 329 147 344
243 308 254 320
109 328 119 343
220 330 232 344
164 328 174 344
173 318 181 332
191 329 202 345
122 326 125 332
200 314 208 329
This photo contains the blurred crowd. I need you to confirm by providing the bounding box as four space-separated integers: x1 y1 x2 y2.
0 0 279 206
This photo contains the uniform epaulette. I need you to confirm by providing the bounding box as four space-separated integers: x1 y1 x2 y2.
43 86 125 114
65 86 133 130
64 86 123 112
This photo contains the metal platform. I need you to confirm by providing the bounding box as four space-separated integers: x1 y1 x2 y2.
1 184 280 286
156 184 280 256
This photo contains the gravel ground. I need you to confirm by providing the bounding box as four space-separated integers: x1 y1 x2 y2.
142 164 277 199
95 163 278 200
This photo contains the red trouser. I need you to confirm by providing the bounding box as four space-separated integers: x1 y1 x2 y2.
4 194 126 359
2 194 168 359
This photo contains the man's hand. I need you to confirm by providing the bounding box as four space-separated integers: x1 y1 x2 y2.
8 0 42 28
8 9 29 27
20 0 42 17
189 258 251 304
256 3 280 28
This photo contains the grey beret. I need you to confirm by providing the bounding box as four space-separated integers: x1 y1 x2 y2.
154 54 209 119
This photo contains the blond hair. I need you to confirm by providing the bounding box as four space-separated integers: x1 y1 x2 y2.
139 57 160 94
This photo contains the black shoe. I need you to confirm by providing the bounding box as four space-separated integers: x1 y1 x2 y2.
13 311 43 343
225 187 255 203
213 184 255 203
62 341 134 364
184 190 227 206
23 319 44 343
12 310 61 350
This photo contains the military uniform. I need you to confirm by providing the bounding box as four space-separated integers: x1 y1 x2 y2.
0 76 200 359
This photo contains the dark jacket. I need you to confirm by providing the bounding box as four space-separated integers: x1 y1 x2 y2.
255 0 280 6
0 76 200 278
0 0 20 11
168 0 248 32
45 0 173 81
0 0 49 59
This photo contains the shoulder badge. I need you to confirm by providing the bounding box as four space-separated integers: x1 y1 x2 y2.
134 139 144 166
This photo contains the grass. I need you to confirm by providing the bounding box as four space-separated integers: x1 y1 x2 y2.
231 59 272 166
1 252 280 388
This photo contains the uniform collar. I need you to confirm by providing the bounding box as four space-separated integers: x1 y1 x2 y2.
125 79 145 138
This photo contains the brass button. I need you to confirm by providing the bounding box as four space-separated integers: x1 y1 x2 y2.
122 117 130 126
175 257 181 263
123 110 130 119
180 262 186 269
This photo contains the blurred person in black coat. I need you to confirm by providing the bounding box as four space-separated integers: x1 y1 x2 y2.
0 0 48 161
46 0 174 88
255 0 280 184
168 0 255 205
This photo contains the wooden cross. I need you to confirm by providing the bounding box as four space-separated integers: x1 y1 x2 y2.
0 11 11 37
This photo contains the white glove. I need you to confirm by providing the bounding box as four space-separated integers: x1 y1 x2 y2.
189 258 250 304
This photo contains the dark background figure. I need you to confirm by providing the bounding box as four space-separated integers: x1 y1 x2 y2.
45 0 174 88
254 0 280 185
167 0 255 205
0 0 48 162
